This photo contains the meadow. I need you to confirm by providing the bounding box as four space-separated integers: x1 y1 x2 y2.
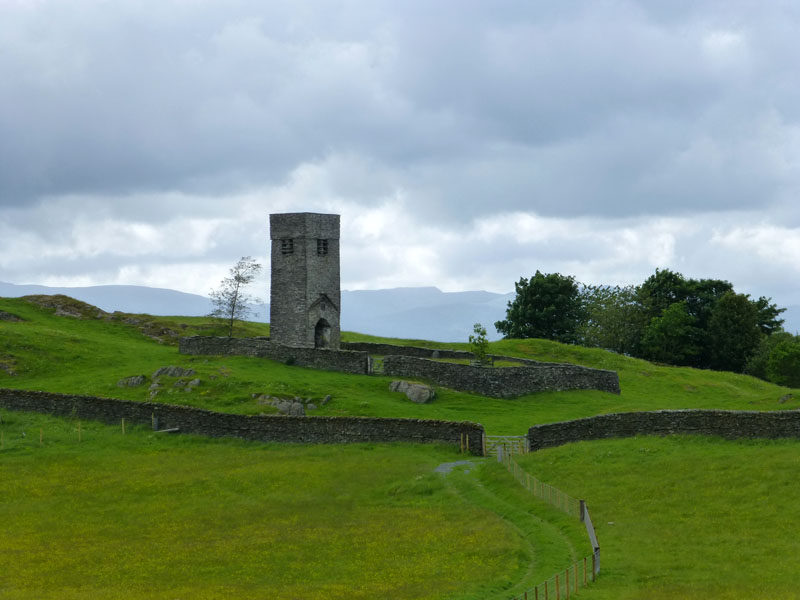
0 296 796 436
0 410 586 600
2 294 800 598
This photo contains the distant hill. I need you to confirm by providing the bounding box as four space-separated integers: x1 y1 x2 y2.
0 282 513 342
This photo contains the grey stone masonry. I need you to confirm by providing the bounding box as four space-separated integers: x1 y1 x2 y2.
527 409 800 451
270 213 341 349
179 336 369 375
0 388 485 454
382 355 620 398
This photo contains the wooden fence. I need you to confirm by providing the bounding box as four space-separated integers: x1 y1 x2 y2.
498 445 601 599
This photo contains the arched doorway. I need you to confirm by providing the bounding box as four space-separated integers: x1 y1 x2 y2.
315 318 331 348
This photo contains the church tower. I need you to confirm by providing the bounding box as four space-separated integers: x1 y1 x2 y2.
269 213 341 349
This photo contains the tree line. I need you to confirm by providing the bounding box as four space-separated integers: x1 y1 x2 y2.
495 269 799 386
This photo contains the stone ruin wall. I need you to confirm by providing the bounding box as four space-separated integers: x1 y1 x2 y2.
382 355 621 398
179 336 369 374
179 337 621 398
0 388 485 454
527 409 800 451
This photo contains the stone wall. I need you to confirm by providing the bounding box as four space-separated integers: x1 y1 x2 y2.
341 341 565 367
382 355 620 398
527 409 800 451
179 336 369 375
0 388 485 454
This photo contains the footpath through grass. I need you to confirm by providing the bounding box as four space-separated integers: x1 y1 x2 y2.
0 410 532 600
515 434 800 599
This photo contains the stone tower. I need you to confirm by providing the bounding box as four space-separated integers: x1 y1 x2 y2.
269 212 341 349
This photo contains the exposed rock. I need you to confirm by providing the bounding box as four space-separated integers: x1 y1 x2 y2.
187 378 201 388
0 310 23 322
152 366 196 378
307 403 317 411
431 350 440 359
779 393 793 404
149 383 160 391
117 375 147 387
389 380 436 404
322 394 332 405
22 295 108 319
288 402 306 416
276 400 292 414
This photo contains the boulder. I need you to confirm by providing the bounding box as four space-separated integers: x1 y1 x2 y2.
152 366 196 378
389 380 435 404
322 394 332 405
288 402 306 416
117 375 147 387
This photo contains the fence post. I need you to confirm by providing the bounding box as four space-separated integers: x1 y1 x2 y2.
565 567 570 598
555 574 560 600
574 561 578 591
482 433 487 457
592 553 597 582
544 580 548 600
579 499 586 522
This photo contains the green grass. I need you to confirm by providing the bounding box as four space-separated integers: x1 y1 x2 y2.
3 296 800 598
515 435 800 599
1 296 797 435
0 410 531 600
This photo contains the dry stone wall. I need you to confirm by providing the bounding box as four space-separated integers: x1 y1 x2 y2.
0 388 485 454
179 336 369 374
527 409 800 451
383 355 620 398
340 342 564 366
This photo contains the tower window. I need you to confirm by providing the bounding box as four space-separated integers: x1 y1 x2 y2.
281 238 294 255
317 239 329 256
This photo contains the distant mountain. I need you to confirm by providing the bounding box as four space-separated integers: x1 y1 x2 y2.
0 282 512 342
3 280 796 343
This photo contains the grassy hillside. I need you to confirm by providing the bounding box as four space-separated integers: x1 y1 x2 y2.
3 295 800 598
0 295 796 435
515 435 800 599
0 409 586 600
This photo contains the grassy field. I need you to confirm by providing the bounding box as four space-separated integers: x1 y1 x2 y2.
1 296 797 435
3 294 800 598
0 410 561 600
515 434 800 599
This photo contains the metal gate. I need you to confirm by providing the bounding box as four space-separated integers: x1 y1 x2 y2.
484 435 528 457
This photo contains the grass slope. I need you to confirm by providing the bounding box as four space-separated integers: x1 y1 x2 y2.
3 296 800 598
515 435 800 599
1 411 530 600
0 296 797 435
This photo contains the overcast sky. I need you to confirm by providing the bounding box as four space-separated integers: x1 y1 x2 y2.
2 0 800 310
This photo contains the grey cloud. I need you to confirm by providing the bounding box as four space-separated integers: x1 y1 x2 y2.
1 0 800 228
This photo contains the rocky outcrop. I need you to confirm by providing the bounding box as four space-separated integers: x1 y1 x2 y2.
390 380 436 404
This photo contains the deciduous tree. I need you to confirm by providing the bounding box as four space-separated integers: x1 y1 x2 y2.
495 271 584 342
209 256 262 337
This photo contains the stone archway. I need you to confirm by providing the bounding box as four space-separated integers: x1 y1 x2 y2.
314 318 331 348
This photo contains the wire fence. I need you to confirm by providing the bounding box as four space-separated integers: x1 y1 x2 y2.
497 444 601 599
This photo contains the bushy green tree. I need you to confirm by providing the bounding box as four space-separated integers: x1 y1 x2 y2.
640 302 701 366
579 284 647 355
745 332 795 380
707 292 762 372
469 322 490 365
753 296 786 336
495 271 585 342
767 339 800 388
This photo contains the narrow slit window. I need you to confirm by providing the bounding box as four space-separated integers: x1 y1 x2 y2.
317 239 329 256
281 238 294 255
